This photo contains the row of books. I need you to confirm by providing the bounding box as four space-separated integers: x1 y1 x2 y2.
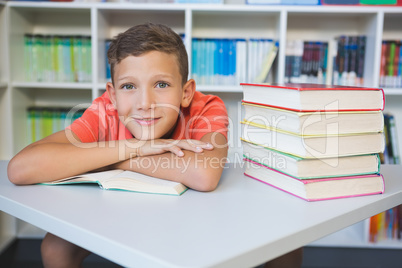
380 40 402 88
285 40 328 84
191 38 278 86
369 205 402 243
26 107 84 143
240 83 385 201
382 113 400 164
332 35 366 87
369 112 401 243
247 0 319 4
24 34 92 83
247 0 402 4
322 0 402 4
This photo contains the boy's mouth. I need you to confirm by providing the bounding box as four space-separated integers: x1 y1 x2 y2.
133 117 160 126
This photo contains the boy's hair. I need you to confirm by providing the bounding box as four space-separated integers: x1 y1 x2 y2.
107 23 188 85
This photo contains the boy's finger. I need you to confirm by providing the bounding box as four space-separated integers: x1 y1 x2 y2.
168 146 184 157
181 139 214 149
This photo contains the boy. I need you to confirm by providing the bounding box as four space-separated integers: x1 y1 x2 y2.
8 23 301 267
8 23 229 267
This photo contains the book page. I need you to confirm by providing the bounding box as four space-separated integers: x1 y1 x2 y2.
107 171 182 187
50 169 124 184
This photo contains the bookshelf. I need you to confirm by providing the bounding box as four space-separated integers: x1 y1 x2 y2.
0 1 401 253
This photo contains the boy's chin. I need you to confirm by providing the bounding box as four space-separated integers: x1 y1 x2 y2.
131 132 163 141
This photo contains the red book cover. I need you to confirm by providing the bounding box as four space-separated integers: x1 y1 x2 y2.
241 83 385 112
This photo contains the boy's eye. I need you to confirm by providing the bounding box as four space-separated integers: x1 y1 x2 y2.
122 84 134 90
156 82 169 89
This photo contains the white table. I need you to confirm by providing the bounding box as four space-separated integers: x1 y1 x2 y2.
1 160 402 268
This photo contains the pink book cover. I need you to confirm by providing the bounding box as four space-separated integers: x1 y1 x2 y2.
243 158 385 202
240 83 385 112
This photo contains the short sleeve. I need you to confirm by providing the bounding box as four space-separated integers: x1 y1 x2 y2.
174 92 229 141
66 92 130 142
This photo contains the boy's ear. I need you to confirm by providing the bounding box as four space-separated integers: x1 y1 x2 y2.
181 79 196 108
106 82 117 109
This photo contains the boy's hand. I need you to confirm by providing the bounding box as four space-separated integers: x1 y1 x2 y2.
130 139 214 158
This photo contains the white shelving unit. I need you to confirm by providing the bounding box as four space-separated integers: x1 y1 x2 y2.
0 1 401 253
0 1 16 255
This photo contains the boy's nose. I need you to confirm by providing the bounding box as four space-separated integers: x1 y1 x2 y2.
136 88 155 111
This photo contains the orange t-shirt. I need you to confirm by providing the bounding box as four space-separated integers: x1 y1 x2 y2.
68 91 228 143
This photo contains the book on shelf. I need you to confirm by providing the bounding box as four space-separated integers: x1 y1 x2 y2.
321 0 359 4
244 158 384 202
332 35 366 87
380 40 402 88
242 101 384 135
27 106 85 143
247 0 319 4
192 38 277 86
369 205 401 243
241 83 385 112
369 111 400 244
254 41 279 83
105 39 112 81
41 169 188 196
242 141 381 179
241 121 385 158
176 0 222 3
285 40 328 85
360 0 397 4
280 0 319 4
24 34 92 83
381 113 400 165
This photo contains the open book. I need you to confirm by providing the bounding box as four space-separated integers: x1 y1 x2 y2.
41 169 188 196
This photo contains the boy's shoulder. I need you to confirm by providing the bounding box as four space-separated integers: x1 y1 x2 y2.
190 91 226 112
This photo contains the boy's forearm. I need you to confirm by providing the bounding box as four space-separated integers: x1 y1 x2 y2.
115 152 226 191
8 139 139 185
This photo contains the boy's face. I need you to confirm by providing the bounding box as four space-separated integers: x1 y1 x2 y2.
106 51 194 140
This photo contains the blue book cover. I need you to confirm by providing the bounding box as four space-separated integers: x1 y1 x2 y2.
105 39 112 80
281 0 319 4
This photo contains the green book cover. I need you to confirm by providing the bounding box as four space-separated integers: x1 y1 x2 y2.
360 0 396 4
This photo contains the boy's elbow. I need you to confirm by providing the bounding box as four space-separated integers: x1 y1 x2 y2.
193 169 222 192
7 157 31 185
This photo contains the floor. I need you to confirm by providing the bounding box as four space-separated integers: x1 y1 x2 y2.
1 239 402 268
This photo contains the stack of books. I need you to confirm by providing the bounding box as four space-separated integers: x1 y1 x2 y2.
240 83 386 201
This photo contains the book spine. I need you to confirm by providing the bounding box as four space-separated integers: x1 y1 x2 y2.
348 36 358 86
399 41 402 88
244 172 383 202
285 40 294 83
393 41 401 88
105 39 112 81
191 38 198 82
388 114 400 164
380 40 388 87
387 41 396 88
291 40 304 83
